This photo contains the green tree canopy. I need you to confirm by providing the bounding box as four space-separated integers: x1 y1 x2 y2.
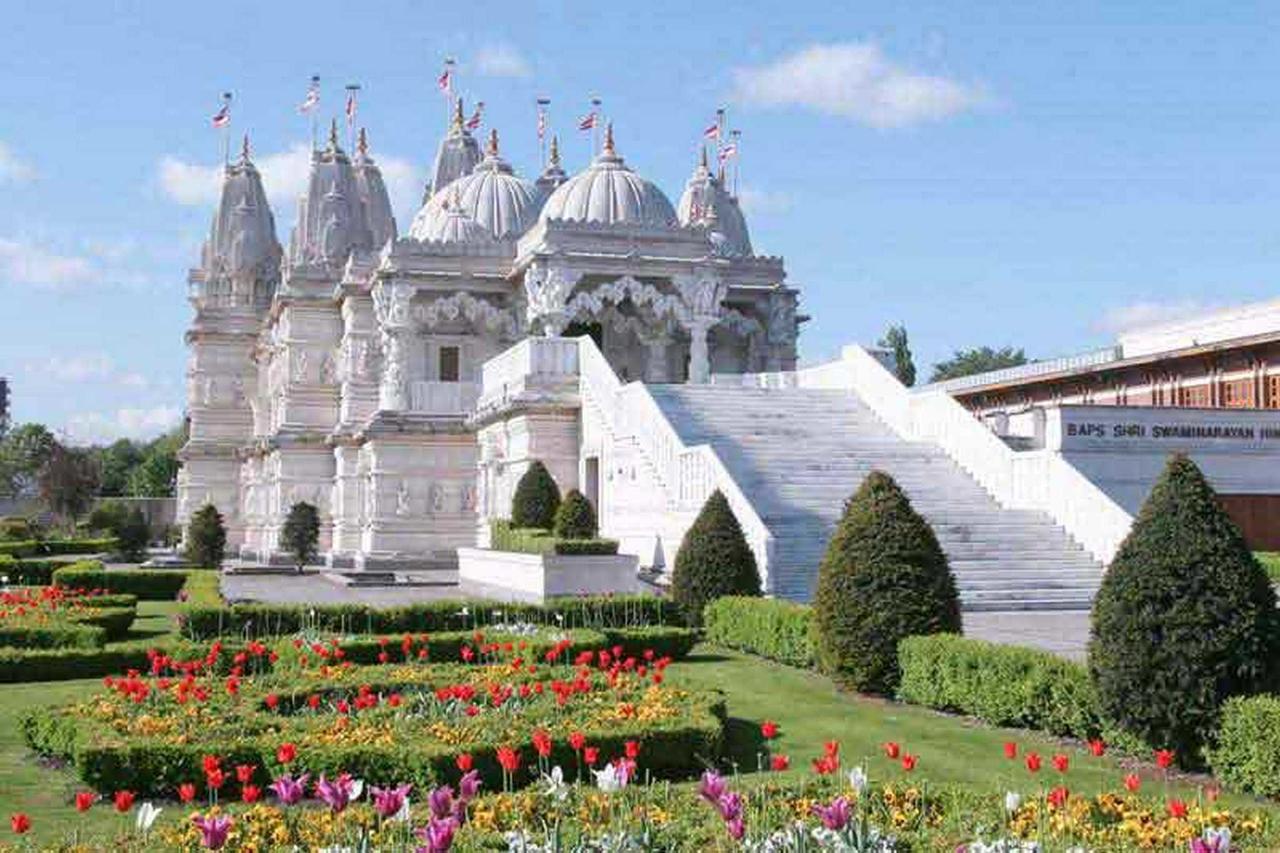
929 346 1027 383
0 423 57 498
671 490 761 627
38 443 100 523
281 501 321 572
878 324 917 387
97 439 144 497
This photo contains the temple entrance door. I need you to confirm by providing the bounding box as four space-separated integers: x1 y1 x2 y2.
564 320 603 349
583 456 601 517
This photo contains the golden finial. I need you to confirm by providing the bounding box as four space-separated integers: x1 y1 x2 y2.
451 97 465 130
548 134 561 167
356 127 369 157
328 118 340 151
603 122 615 155
240 134 251 164
487 128 499 157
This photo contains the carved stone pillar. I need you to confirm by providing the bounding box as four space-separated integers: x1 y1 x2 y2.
379 327 409 411
643 337 670 383
523 262 580 337
688 318 714 384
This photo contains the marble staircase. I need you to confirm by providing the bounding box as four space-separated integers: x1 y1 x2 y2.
646 384 1104 610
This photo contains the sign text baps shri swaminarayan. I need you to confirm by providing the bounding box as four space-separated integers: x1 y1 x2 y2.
1065 422 1280 441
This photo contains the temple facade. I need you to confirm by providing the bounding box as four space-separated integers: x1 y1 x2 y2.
177 102 800 570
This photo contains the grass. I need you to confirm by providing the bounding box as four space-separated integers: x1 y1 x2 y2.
1256 552 1280 583
2 641 1278 845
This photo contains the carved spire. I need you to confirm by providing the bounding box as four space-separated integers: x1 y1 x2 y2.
603 122 615 156
451 97 465 131
548 134 561 168
486 128 499 157
327 118 340 152
356 127 369 158
699 144 709 172
240 134 252 165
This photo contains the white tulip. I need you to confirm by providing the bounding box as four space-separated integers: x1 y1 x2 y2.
592 763 627 793
135 801 162 832
1004 791 1022 815
847 765 868 795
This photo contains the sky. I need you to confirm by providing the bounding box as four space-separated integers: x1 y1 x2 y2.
3 0 1280 443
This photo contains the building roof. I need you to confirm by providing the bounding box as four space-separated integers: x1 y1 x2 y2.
539 124 677 228
676 147 752 257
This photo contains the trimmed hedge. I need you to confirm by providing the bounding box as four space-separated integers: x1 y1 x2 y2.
178 593 681 641
67 606 137 642
53 563 190 600
0 539 120 559
490 520 619 556
0 541 41 559
671 490 761 627
897 634 1102 739
704 596 815 668
604 626 698 662
1208 695 1280 798
0 623 104 650
0 639 206 683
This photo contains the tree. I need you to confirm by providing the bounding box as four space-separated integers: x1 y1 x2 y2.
1089 454 1280 764
87 500 131 536
185 504 227 569
813 471 961 694
878 324 916 387
554 489 597 539
0 423 56 498
115 507 151 562
97 439 143 497
510 461 561 530
128 427 184 497
929 346 1027 383
38 443 100 524
671 490 761 627
281 501 320 572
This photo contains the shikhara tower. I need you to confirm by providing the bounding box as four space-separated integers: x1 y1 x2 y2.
178 97 801 570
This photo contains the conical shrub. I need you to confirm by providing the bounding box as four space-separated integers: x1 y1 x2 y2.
671 490 761 626
510 461 561 530
554 489 597 539
184 504 226 569
813 471 961 694
1089 453 1279 764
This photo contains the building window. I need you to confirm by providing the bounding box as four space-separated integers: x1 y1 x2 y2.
439 346 460 382
1178 384 1211 408
1268 374 1280 409
1221 378 1254 409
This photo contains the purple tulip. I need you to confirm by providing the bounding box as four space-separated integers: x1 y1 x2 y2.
813 797 852 831
458 769 482 803
716 791 744 823
697 770 729 805
269 772 309 806
191 814 233 850
315 773 363 813
372 783 413 819
726 816 746 841
427 784 455 820
416 816 458 853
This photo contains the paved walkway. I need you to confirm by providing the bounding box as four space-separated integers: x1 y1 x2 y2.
962 610 1090 660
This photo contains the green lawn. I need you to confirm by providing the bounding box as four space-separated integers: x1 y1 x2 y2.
1256 552 1280 583
2 642 1277 846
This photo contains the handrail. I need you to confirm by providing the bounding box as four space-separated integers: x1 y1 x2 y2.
576 338 777 583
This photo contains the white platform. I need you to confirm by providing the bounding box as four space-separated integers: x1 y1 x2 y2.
457 547 640 603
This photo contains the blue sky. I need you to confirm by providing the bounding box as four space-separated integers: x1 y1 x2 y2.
3 0 1279 442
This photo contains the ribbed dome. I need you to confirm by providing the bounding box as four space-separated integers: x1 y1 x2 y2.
539 125 676 227
676 148 752 257
409 130 541 242
413 200 495 245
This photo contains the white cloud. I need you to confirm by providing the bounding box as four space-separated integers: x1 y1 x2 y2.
736 186 795 215
1095 300 1220 335
0 238 96 288
21 354 157 392
0 142 35 183
731 41 986 128
63 406 182 445
474 43 532 78
157 145 424 225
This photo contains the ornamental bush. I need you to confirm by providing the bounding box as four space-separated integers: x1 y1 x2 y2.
554 489 597 539
704 596 815 668
115 507 150 562
1089 453 1280 765
184 504 226 569
1208 695 1280 797
510 461 561 530
671 490 761 627
281 501 320 571
812 471 961 694
53 562 188 600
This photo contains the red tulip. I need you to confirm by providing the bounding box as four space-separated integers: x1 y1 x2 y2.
277 742 297 765
242 784 261 803
1002 741 1018 759
265 693 279 710
1155 749 1175 769
1088 739 1106 757
178 783 197 803
456 753 473 772
882 741 900 759
583 746 600 766
569 731 586 751
497 745 521 772
1123 773 1141 793
1025 753 1042 773
1052 754 1069 773
202 755 221 775
74 791 94 812
1047 786 1069 809
1167 798 1188 818
812 754 839 775
532 730 553 758
236 764 256 784
113 791 135 813
625 741 640 760
206 768 226 790
761 720 779 740
771 754 790 771
901 753 917 772
10 814 30 835
823 740 840 758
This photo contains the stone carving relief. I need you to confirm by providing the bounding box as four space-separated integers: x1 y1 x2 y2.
767 291 798 347
562 276 686 329
372 281 414 328
320 353 336 385
395 480 412 517
379 328 409 410
673 272 727 324
429 483 446 515
293 349 309 383
522 263 582 335
414 292 518 339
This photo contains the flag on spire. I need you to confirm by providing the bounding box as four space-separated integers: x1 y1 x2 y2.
537 98 550 140
298 76 320 114
578 111 597 131
465 101 484 130
211 94 232 129
717 142 738 162
345 86 359 126
703 122 720 140
438 58 454 94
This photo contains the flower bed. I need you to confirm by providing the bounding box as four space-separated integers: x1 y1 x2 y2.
0 586 138 648
53 562 190 601
23 629 721 797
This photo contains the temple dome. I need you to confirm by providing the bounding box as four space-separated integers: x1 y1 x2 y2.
409 130 541 242
425 98 482 201
539 125 676 227
198 135 282 308
352 128 398 248
676 148 752 257
412 190 496 245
